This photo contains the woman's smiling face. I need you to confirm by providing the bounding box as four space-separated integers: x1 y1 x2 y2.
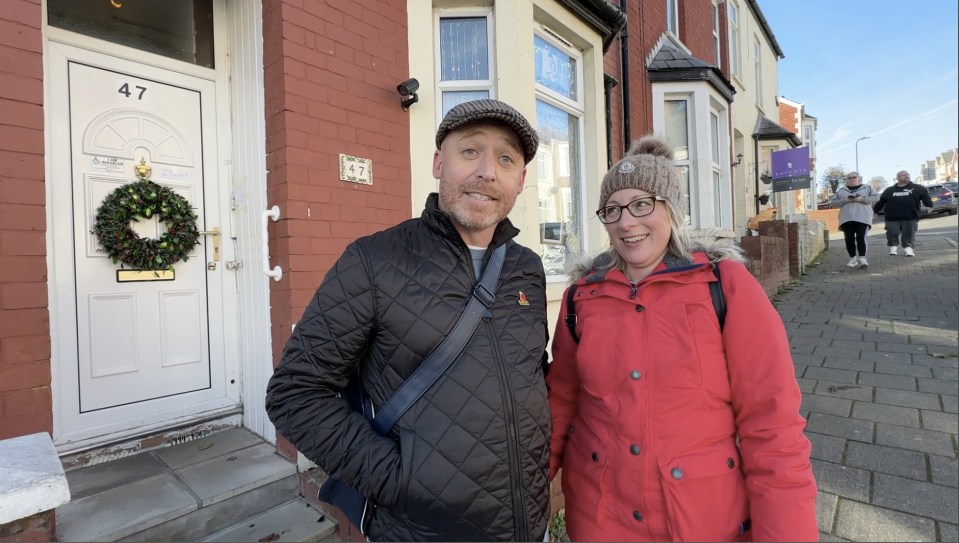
602 187 672 282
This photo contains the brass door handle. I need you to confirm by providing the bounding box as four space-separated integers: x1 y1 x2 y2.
198 227 220 261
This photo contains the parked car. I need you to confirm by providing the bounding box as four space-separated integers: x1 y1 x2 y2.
921 184 958 217
943 181 958 197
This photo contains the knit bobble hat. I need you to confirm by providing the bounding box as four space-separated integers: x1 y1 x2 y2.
435 99 539 164
599 135 682 210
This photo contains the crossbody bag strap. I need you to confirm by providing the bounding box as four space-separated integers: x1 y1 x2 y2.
370 243 507 435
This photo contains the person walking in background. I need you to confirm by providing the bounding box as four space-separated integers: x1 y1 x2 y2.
832 171 879 268
547 135 818 542
873 170 933 256
266 99 551 541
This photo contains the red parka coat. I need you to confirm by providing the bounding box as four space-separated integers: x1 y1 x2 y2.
548 241 818 542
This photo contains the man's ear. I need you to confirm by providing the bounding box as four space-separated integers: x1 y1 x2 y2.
517 167 527 194
432 149 442 179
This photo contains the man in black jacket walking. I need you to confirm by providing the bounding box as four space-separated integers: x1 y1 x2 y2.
874 170 933 256
266 100 550 541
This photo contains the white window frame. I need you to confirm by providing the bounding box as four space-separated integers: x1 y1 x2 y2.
728 0 742 80
666 0 680 38
533 26 586 282
653 83 732 230
711 1 721 67
434 8 495 119
664 97 693 223
753 36 763 108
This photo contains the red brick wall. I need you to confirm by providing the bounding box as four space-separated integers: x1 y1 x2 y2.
678 0 715 67
263 0 412 369
779 101 798 133
0 0 51 441
805 209 840 232
0 511 55 543
608 1 718 160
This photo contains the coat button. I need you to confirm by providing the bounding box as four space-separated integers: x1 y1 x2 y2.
568 425 575 434
633 511 643 521
671 468 684 479
591 452 599 462
727 457 735 469
630 370 641 380
630 444 641 455
635 304 645 312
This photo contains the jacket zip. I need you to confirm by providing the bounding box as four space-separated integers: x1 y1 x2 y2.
488 319 529 540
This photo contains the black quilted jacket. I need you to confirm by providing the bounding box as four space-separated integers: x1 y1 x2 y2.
266 194 551 541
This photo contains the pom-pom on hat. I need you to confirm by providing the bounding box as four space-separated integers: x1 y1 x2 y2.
599 135 682 210
435 99 539 164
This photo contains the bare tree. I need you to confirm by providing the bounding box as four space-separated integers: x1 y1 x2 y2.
820 165 847 196
869 175 887 192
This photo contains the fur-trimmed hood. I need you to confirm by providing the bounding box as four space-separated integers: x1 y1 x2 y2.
567 230 745 283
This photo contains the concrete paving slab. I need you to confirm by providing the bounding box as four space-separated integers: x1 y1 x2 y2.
921 410 959 434
875 424 956 456
65 451 168 501
834 500 936 542
851 402 921 428
803 394 854 417
810 460 871 502
806 432 846 463
844 442 927 481
806 366 860 385
940 523 958 542
201 499 336 542
807 413 874 443
815 381 874 401
154 427 263 470
816 491 838 533
929 455 958 487
872 473 958 523
874 388 941 410
175 443 296 507
918 377 959 396
858 372 918 391
56 473 197 542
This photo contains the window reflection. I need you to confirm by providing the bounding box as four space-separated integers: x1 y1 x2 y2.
536 99 582 276
48 0 214 68
439 18 489 81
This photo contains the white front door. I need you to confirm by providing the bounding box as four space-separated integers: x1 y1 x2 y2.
48 41 239 449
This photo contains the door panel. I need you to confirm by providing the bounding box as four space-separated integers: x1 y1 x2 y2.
70 61 214 412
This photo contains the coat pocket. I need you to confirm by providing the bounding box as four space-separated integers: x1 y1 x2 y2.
562 425 611 524
658 442 749 542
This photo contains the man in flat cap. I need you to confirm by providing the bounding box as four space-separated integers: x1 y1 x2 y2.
267 100 550 541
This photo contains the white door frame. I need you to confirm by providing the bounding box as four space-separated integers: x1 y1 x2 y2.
43 0 275 451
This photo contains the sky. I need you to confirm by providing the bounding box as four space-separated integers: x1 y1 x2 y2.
758 0 959 186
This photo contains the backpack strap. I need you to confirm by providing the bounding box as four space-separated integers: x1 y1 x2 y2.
564 283 580 343
709 261 726 330
565 261 727 345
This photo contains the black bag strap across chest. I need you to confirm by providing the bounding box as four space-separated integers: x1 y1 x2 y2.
565 261 726 343
370 243 506 434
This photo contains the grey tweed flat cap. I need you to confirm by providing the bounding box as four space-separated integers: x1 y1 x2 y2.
435 99 539 164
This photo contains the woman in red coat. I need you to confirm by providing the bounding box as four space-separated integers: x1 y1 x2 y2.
548 135 818 542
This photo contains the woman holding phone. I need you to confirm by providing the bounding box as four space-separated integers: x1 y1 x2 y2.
832 171 879 268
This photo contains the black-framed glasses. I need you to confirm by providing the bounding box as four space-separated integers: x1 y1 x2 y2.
596 196 665 224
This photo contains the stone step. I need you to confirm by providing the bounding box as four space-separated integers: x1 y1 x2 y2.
56 428 299 542
200 499 337 542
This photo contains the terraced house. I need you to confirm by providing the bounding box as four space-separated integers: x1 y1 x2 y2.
0 1 805 541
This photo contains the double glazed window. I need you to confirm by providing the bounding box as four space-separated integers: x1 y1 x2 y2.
437 13 494 116
534 32 584 277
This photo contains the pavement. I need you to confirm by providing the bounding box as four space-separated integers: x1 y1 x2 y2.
771 216 958 542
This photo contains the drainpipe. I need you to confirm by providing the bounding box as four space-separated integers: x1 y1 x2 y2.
619 0 631 151
604 75 619 169
753 135 761 215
